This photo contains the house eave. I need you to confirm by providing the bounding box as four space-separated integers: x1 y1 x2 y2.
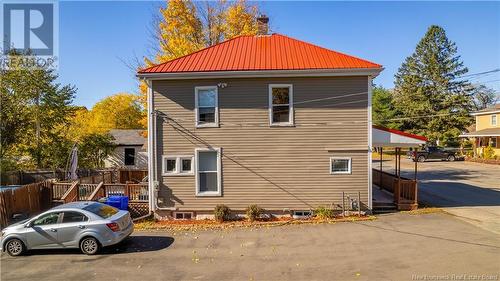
470 110 500 116
137 68 384 80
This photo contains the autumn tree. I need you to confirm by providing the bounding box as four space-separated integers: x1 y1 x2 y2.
139 0 261 128
393 25 474 145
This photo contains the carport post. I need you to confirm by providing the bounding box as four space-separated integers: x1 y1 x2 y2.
379 147 383 189
414 147 418 181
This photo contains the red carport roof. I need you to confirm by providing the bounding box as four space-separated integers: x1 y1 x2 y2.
139 33 382 74
373 125 429 142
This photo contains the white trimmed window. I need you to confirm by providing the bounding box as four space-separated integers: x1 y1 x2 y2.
195 148 222 196
162 156 193 176
492 114 497 126
269 84 294 126
330 157 352 175
195 86 218 127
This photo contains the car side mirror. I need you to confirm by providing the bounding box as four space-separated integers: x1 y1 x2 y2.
24 222 32 228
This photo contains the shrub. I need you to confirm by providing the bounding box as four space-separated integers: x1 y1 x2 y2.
245 204 263 222
314 206 334 220
214 204 231 222
483 145 495 160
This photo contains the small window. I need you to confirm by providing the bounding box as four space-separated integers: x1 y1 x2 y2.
492 114 497 126
330 157 352 174
269 84 293 126
164 157 177 174
124 148 135 166
62 211 88 223
490 137 497 148
174 212 193 220
180 157 193 173
162 156 193 175
195 86 218 127
33 212 61 226
196 148 221 196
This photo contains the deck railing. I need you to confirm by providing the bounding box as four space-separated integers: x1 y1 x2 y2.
372 169 418 210
101 183 149 201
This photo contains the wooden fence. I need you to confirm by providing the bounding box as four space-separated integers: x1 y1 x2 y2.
119 169 147 183
372 169 418 210
0 180 53 228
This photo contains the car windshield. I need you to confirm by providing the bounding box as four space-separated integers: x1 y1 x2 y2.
83 202 119 219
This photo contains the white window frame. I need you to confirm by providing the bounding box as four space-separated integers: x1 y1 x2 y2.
179 156 194 174
330 157 352 175
173 212 194 220
162 155 194 176
195 86 219 128
195 147 222 196
492 114 497 126
269 84 294 126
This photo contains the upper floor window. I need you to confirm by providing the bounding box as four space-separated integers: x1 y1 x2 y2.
492 114 497 126
269 84 294 126
124 148 135 166
195 86 218 128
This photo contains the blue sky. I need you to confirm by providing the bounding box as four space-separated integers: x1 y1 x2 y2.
57 1 500 108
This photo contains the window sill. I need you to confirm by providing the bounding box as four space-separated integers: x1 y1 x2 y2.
330 172 352 175
195 192 222 197
269 123 295 127
162 173 194 177
196 124 220 128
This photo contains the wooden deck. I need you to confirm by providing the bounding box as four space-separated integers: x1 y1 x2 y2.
372 168 418 211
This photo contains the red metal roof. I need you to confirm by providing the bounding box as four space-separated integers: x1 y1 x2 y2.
139 33 382 74
372 125 429 142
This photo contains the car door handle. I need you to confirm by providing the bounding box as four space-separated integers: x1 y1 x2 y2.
78 225 85 229
50 228 57 232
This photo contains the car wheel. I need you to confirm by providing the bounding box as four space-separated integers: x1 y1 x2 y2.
5 238 25 256
447 155 455 162
417 155 426 162
80 237 100 255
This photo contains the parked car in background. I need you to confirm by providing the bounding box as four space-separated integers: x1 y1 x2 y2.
408 146 461 162
0 202 133 256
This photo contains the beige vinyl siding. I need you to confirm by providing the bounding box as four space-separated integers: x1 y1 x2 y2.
153 76 369 211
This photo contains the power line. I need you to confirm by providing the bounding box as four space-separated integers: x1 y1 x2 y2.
459 68 500 79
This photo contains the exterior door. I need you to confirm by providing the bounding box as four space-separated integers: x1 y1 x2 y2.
25 212 62 249
57 211 89 247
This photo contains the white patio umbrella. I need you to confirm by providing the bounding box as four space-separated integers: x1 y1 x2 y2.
67 144 78 181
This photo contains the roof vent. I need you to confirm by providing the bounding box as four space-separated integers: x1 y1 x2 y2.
256 15 269 35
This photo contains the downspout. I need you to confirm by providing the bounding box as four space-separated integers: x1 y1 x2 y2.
146 79 176 212
367 76 373 211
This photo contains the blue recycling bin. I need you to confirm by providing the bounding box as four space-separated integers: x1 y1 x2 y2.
105 196 129 210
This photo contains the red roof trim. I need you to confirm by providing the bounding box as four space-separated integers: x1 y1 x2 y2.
372 125 428 142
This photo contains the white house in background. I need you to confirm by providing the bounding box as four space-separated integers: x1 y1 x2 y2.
104 129 148 169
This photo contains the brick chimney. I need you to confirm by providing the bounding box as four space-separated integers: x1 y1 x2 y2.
256 15 269 35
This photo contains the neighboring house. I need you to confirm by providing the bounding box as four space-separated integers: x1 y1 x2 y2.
460 104 500 157
104 129 148 169
137 16 383 219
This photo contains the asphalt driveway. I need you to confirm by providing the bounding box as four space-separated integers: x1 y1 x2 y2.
377 158 500 234
1 213 499 281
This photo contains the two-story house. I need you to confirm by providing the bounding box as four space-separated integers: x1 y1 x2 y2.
137 17 383 219
460 104 500 157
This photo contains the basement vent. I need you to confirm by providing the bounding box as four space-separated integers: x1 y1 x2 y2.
292 210 312 219
174 212 193 220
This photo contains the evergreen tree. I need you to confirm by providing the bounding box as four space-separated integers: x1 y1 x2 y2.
372 86 399 129
393 25 473 144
